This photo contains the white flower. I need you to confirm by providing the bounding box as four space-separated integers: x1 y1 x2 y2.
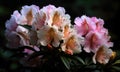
17 5 40 25
37 25 62 47
61 30 82 55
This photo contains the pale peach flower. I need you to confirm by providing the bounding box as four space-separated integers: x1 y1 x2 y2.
93 46 113 64
17 5 39 25
37 25 62 47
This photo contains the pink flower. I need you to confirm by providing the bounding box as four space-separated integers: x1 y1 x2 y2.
74 15 96 36
91 17 104 32
74 15 113 53
84 30 113 53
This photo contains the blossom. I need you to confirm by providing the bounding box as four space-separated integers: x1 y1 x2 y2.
5 11 21 48
74 15 113 53
32 11 46 30
41 5 71 29
5 10 32 48
36 5 71 48
93 46 113 64
74 15 96 36
16 5 39 25
83 30 113 53
5 4 115 68
37 26 62 48
61 30 83 55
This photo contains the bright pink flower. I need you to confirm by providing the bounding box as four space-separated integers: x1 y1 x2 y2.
91 17 104 31
74 15 96 36
74 15 113 53
84 30 113 53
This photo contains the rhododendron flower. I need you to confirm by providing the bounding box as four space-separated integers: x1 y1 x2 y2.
5 7 36 48
61 31 83 55
37 26 62 47
93 46 113 64
5 4 115 68
5 11 21 48
74 15 113 53
84 30 113 53
41 5 71 30
74 15 96 36
17 5 39 25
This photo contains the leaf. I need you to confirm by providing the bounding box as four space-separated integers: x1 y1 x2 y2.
2 51 13 58
60 56 71 70
112 66 120 71
10 63 18 70
74 56 85 64
112 60 120 65
85 65 97 69
20 25 32 30
85 57 93 65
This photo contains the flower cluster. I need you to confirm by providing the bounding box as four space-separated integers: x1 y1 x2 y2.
5 5 114 66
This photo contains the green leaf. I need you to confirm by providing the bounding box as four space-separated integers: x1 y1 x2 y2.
85 65 97 69
85 57 93 65
74 56 85 64
2 51 13 58
20 25 32 30
112 66 120 71
112 60 120 65
60 56 71 70
10 63 18 70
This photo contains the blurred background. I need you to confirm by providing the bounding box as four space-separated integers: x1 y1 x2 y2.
0 0 120 71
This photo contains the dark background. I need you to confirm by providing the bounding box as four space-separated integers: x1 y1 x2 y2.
0 0 120 71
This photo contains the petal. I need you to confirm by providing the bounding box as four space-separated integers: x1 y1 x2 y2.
32 11 46 30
